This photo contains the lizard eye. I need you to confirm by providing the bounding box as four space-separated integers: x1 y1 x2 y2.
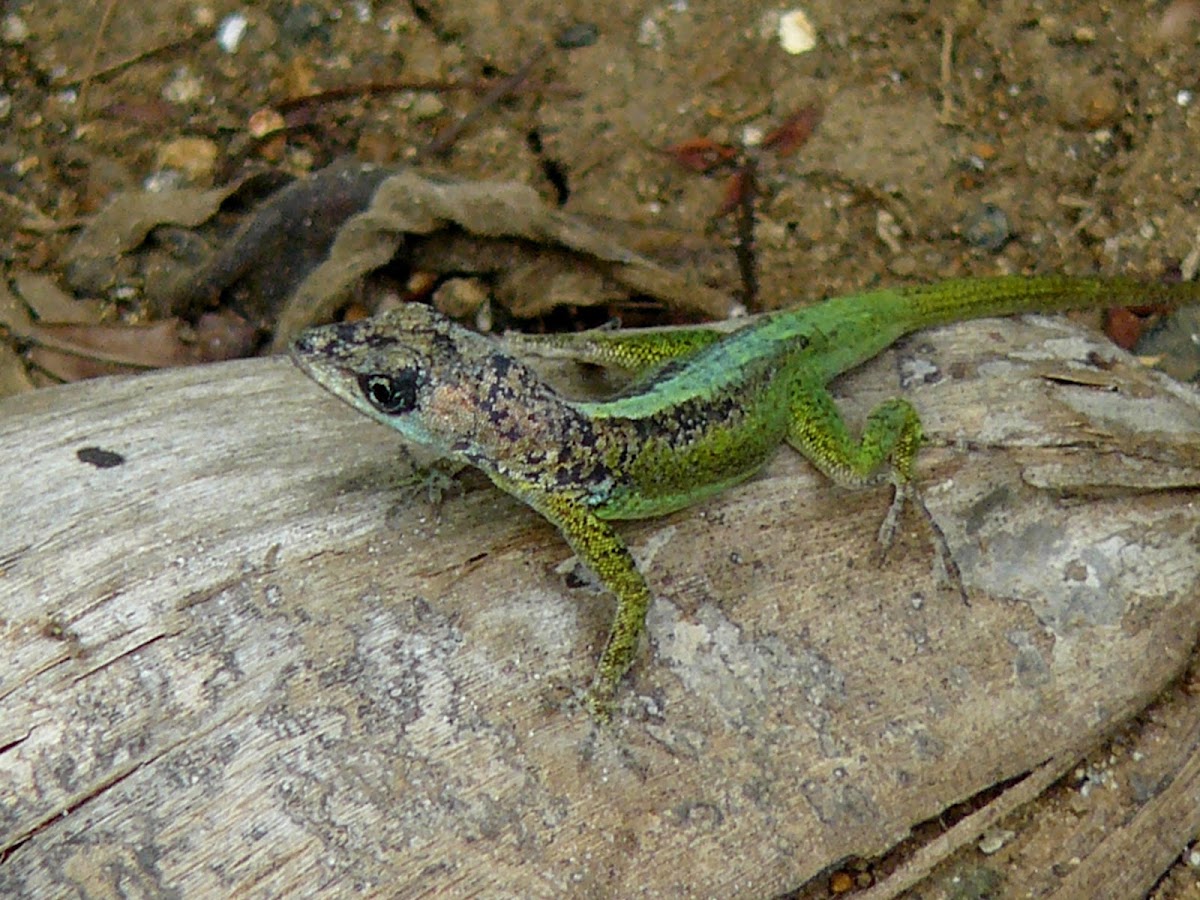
358 370 419 415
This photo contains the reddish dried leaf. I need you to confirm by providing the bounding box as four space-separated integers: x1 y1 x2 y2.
713 169 753 219
662 138 738 173
98 99 179 126
13 271 103 325
28 346 148 382
1104 305 1169 350
761 106 823 157
22 320 202 382
192 311 259 363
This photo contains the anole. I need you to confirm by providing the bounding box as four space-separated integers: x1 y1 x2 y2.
289 275 1199 720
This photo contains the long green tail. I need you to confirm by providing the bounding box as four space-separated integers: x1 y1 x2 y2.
805 274 1200 383
898 274 1200 330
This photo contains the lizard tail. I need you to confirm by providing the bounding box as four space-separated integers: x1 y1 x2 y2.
897 274 1200 330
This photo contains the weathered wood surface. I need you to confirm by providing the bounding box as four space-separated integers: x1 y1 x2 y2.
1 315 1199 897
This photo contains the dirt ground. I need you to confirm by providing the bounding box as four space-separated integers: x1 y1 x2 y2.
3 0 1200 896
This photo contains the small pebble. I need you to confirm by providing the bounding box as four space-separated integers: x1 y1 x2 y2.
741 125 764 147
887 255 920 277
144 170 185 193
978 828 1014 854
13 155 39 177
410 93 445 120
963 203 1012 252
971 140 999 161
1 13 29 44
1158 0 1200 42
1079 78 1122 129
556 23 599 49
778 9 817 54
162 67 205 105
637 16 663 49
247 107 285 138
433 278 489 319
217 13 248 53
280 3 326 45
829 870 854 894
155 136 220 185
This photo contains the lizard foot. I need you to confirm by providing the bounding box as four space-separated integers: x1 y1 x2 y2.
878 482 968 604
583 681 616 724
394 458 465 520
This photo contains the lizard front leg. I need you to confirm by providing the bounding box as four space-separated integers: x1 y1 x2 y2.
491 475 652 721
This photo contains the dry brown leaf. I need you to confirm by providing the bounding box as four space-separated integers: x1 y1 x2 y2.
269 167 735 349
11 271 104 325
0 275 33 333
25 320 200 381
63 184 249 295
0 277 36 397
57 162 735 351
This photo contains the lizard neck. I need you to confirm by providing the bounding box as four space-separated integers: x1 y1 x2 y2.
433 350 627 500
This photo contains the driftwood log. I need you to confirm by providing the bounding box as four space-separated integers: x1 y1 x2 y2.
1 314 1199 897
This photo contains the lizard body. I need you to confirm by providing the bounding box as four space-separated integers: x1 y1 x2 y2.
290 275 1200 719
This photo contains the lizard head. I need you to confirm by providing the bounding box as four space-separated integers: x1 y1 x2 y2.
290 303 573 464
290 303 479 454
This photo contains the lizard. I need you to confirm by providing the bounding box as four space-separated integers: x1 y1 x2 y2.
288 274 1200 721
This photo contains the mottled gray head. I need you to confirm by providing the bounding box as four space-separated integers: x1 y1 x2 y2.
290 304 481 455
291 303 585 473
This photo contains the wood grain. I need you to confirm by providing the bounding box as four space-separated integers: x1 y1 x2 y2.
1 315 1198 896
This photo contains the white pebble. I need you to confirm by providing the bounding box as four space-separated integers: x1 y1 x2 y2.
1 13 29 44
778 9 817 55
217 13 248 53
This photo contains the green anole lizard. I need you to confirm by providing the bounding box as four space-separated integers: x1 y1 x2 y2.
289 275 1200 720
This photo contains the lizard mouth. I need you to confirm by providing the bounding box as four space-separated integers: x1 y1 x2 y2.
287 332 348 389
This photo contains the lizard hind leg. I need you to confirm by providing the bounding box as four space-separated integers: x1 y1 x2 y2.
784 385 966 599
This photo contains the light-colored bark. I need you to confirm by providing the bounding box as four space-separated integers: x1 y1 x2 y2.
1 315 1198 897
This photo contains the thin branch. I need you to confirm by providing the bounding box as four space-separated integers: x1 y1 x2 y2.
418 43 549 159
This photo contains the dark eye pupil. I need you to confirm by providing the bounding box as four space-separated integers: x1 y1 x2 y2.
358 371 419 414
